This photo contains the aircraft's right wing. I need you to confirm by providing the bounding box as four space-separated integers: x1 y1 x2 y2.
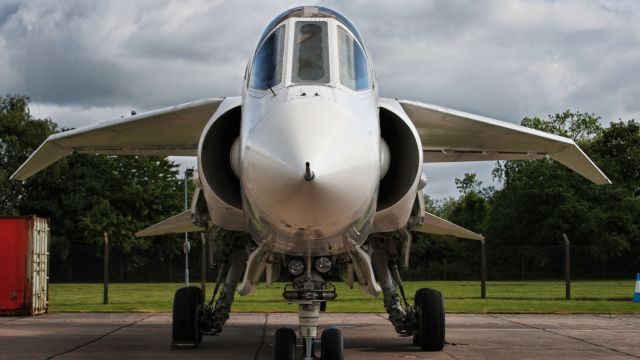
386 99 611 185
11 98 231 181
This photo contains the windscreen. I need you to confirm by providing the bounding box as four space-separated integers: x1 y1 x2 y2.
250 26 285 90
292 21 330 84
337 26 370 90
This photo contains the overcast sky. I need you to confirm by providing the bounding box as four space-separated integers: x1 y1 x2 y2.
1 0 639 199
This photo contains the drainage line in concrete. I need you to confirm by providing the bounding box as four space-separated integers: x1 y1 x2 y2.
493 314 640 359
46 314 155 359
253 313 269 360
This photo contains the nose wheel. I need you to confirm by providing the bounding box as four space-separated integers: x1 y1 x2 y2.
273 326 344 360
321 328 344 360
274 328 297 360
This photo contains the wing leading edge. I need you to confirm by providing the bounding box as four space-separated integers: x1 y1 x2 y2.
418 212 484 241
393 99 610 185
11 98 228 181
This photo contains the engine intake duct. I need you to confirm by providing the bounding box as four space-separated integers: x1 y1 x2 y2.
200 106 243 209
377 107 421 211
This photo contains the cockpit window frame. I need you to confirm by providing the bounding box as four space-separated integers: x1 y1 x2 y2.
255 6 365 53
291 21 331 85
248 24 287 92
248 14 374 95
336 24 371 92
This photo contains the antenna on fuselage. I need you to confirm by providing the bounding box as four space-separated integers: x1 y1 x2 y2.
304 162 315 181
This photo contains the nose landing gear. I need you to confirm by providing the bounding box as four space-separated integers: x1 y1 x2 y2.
275 270 343 360
274 324 345 360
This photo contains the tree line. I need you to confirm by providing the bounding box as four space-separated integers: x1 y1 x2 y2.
1 95 638 281
410 111 640 280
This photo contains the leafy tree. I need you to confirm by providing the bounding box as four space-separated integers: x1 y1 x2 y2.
0 95 56 214
407 176 490 280
1 94 187 281
454 173 482 195
487 112 640 278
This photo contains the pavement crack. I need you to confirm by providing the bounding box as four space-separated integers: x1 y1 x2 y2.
253 313 269 360
46 314 155 359
5 317 27 322
595 314 640 326
493 315 640 359
375 313 388 321
442 349 459 360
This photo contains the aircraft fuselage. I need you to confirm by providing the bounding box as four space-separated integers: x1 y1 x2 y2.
234 12 387 256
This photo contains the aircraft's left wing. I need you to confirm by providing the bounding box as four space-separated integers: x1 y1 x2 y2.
385 99 610 185
418 212 484 241
11 98 228 181
135 210 204 237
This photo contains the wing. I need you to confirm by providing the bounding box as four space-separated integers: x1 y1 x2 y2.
418 212 484 240
135 210 204 237
11 98 230 181
392 99 610 185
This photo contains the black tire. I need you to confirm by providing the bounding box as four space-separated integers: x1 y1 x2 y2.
414 288 445 351
273 327 297 360
172 286 203 348
321 327 344 360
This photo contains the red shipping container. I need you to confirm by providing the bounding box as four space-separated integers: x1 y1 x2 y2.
0 216 49 315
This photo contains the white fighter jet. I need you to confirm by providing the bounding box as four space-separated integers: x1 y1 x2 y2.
12 6 610 359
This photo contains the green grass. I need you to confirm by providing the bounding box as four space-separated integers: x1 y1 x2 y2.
48 281 640 313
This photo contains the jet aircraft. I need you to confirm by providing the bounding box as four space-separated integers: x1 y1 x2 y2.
12 6 610 360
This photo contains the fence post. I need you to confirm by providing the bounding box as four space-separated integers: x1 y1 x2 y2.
481 239 487 299
562 233 571 300
443 257 447 281
103 232 109 305
184 238 191 287
201 233 206 296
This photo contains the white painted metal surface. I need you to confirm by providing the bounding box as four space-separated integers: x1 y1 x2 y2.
398 99 611 185
29 217 49 315
10 99 223 181
421 212 484 241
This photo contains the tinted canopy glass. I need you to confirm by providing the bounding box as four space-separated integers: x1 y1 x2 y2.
292 21 329 84
249 26 285 90
338 27 370 90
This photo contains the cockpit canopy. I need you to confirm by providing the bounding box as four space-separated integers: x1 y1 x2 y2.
249 6 371 92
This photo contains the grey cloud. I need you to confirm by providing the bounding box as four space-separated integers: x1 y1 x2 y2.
4 0 639 198
0 1 20 26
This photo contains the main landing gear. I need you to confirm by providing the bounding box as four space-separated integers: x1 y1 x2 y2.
370 232 446 351
170 229 445 354
171 286 203 348
171 232 249 348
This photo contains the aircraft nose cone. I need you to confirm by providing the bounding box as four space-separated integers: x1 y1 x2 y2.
242 102 379 237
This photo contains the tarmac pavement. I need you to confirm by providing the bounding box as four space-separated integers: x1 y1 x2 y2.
1 313 639 359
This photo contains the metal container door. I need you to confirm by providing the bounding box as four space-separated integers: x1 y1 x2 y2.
30 217 49 315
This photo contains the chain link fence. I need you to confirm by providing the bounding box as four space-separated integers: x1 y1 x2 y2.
47 236 639 311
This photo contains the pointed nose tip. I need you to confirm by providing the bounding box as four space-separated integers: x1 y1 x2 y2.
304 162 315 181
